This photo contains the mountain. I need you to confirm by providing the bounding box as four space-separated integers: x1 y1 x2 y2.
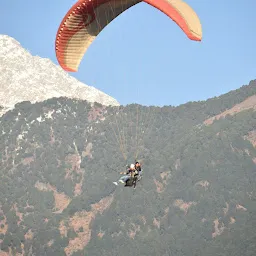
0 35 119 116
0 80 256 255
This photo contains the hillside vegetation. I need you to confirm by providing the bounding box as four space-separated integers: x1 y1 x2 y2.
0 80 256 255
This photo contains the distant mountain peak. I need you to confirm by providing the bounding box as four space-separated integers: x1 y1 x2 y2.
0 34 119 116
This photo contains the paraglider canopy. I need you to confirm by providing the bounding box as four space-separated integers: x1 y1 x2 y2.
55 0 202 72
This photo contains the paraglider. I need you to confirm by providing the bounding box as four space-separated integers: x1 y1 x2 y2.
55 0 202 72
55 1 203 189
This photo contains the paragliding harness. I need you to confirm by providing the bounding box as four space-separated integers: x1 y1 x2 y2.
124 164 143 188
110 161 143 188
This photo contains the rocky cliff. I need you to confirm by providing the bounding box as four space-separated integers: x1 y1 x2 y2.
0 35 119 116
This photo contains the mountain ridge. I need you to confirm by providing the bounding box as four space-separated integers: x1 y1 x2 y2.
0 35 119 116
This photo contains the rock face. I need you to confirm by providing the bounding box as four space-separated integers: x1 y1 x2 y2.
0 35 119 115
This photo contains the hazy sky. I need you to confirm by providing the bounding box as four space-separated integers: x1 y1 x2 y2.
1 1 255 106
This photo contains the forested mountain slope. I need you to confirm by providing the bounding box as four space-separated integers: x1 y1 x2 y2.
0 80 256 255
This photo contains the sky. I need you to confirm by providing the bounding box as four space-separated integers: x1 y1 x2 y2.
1 0 256 106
